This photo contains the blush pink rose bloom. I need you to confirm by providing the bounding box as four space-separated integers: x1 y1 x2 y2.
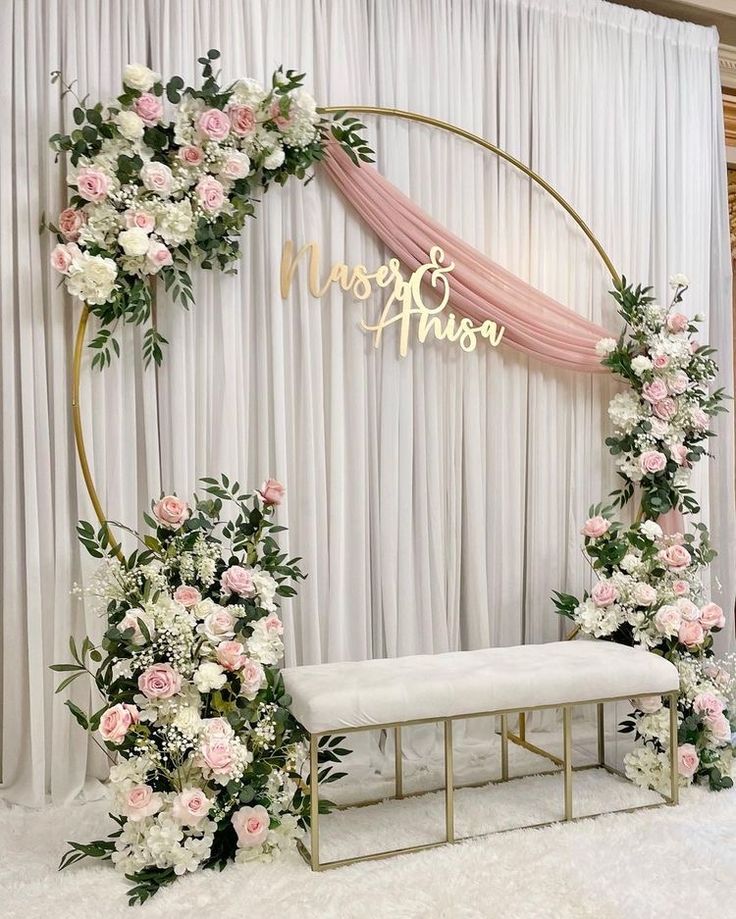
146 240 173 272
178 145 204 167
201 607 236 642
691 408 709 430
653 605 682 636
653 397 677 420
239 658 265 698
220 151 251 180
258 479 286 506
174 584 202 608
202 716 234 740
58 206 86 240
197 108 231 141
153 494 190 530
668 371 689 395
677 744 699 778
216 640 248 671
99 703 139 744
678 619 704 649
76 166 110 202
642 379 669 403
133 92 163 126
667 312 689 333
231 804 270 848
676 598 699 621
659 544 691 569
196 175 226 213
138 662 182 699
633 695 662 714
672 579 690 596
639 450 667 475
140 161 173 196
591 580 618 607
228 103 256 137
706 713 732 743
633 583 657 607
270 100 293 130
51 243 77 274
221 565 256 598
581 515 609 539
122 784 162 821
652 354 670 370
125 210 155 232
693 692 724 717
263 612 284 635
172 788 212 826
670 444 689 467
200 738 236 775
699 602 725 630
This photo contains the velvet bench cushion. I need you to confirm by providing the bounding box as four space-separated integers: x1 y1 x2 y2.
281 640 679 734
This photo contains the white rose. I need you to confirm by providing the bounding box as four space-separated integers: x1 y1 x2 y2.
219 150 251 180
140 161 173 197
631 355 652 376
640 520 663 540
193 662 227 693
595 337 617 357
263 147 285 170
115 110 145 140
66 252 117 305
123 63 159 92
118 226 150 256
172 706 202 737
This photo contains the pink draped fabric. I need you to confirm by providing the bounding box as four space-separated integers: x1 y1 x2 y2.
323 143 615 373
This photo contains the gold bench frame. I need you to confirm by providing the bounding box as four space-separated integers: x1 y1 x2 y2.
297 690 679 870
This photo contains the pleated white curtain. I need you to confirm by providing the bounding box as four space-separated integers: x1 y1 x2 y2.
1 0 733 805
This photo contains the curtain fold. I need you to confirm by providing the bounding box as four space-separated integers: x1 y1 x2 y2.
1 0 733 805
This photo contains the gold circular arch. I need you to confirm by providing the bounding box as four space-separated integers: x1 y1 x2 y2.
71 105 621 561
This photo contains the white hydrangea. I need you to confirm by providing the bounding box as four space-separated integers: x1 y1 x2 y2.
65 252 118 305
576 599 621 638
595 337 617 358
608 392 641 433
624 746 670 795
635 708 671 741
640 520 663 540
247 618 284 665
252 569 278 612
156 199 195 247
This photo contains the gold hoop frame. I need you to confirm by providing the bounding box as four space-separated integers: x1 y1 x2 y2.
71 105 621 552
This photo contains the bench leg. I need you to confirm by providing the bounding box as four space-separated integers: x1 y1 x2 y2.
444 719 454 842
563 705 573 820
500 714 509 781
668 691 679 806
394 726 403 799
309 732 320 869
597 702 605 767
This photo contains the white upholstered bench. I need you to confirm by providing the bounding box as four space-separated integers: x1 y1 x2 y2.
282 640 679 870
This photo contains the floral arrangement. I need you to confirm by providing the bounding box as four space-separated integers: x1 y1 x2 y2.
53 475 346 904
46 51 372 367
554 276 735 793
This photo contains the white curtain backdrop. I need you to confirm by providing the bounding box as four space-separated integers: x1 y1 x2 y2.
1 0 734 805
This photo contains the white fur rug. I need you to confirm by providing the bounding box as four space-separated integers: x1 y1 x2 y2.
1 732 734 919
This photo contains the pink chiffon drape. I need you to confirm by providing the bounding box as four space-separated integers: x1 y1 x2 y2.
323 143 615 373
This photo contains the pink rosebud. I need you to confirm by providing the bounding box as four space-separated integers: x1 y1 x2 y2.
133 92 163 126
231 804 270 848
197 108 231 141
153 494 190 530
174 584 202 608
672 580 690 596
677 744 699 778
178 145 204 167
258 479 285 506
125 210 155 232
58 206 86 240
50 243 77 274
582 515 609 539
652 354 670 370
146 240 173 273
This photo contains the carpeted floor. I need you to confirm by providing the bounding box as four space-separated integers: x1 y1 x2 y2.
1 732 733 919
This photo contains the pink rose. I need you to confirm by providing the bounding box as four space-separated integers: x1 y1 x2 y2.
122 784 162 821
642 379 669 403
125 210 155 232
672 580 690 596
76 166 110 202
228 103 256 137
258 479 285 506
200 738 236 775
119 608 154 646
678 619 704 649
706 713 732 743
582 515 609 539
146 240 173 273
667 312 689 333
239 658 265 699
178 145 204 167
670 444 689 467
270 100 293 130
140 161 173 196
174 585 202 608
99 703 139 744
659 545 691 569
216 640 248 672
137 662 182 699
263 613 284 635
633 583 657 607
693 692 724 717
676 598 699 621
668 371 689 395
58 207 85 240
133 92 163 126
231 804 270 848
640 451 667 475
220 151 251 180
653 605 682 636
202 717 233 740
633 695 662 714
591 580 618 608
653 397 677 420
153 494 190 530
699 602 725 631
691 408 709 431
197 108 231 141
201 607 236 642
652 354 670 370
196 175 225 213
51 243 76 274
677 744 699 778
221 565 255 598
172 788 212 826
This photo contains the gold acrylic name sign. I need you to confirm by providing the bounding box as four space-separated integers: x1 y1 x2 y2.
280 241 505 356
